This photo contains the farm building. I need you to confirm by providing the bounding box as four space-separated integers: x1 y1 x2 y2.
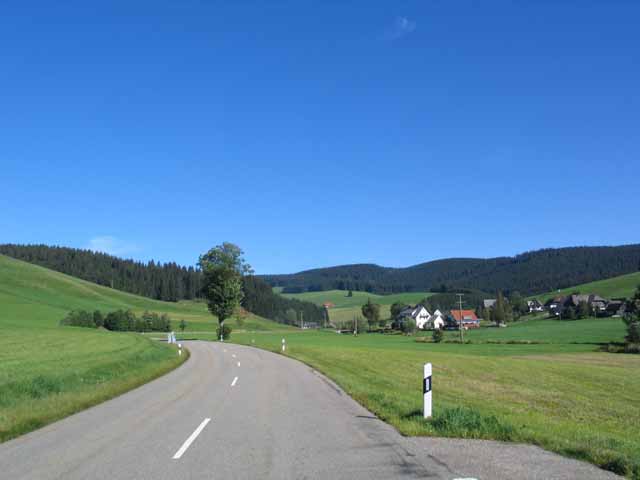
605 300 626 317
483 299 497 309
448 309 480 329
527 299 544 312
545 294 610 316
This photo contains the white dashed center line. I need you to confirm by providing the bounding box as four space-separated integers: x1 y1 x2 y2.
172 418 211 460
237 361 241 367
231 376 238 387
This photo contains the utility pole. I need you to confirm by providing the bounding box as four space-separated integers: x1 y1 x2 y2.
300 311 304 330
457 293 464 343
353 315 358 336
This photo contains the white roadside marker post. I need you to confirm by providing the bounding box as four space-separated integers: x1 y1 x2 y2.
178 343 182 356
423 363 432 419
282 338 286 352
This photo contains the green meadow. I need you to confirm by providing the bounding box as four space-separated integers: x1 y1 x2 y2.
0 254 284 442
279 289 433 325
446 316 626 344
225 327 639 478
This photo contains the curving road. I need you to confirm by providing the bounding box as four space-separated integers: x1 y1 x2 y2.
0 341 620 479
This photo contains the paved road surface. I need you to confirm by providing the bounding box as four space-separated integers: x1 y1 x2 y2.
0 341 620 479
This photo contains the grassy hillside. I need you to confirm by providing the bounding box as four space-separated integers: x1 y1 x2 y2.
0 254 285 332
279 289 433 324
0 254 288 442
534 271 640 302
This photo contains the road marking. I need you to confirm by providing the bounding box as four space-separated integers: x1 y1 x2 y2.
232 354 236 358
172 418 211 459
231 376 238 387
237 361 241 367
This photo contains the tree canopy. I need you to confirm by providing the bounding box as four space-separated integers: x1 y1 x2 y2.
199 243 252 326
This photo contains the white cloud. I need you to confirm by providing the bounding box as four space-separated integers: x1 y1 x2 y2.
386 16 417 40
87 236 139 257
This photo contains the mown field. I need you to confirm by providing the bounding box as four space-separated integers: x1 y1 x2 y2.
0 254 286 442
278 289 433 325
209 316 639 478
445 316 627 344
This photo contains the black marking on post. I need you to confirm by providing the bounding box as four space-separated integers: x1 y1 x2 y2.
423 375 432 394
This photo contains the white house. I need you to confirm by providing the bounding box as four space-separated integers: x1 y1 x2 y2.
426 309 445 330
398 305 431 329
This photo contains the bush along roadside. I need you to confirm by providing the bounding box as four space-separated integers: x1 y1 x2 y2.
60 309 172 332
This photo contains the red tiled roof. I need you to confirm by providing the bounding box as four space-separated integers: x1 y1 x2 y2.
450 309 479 322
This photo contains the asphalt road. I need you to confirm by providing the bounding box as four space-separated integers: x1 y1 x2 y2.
0 341 621 480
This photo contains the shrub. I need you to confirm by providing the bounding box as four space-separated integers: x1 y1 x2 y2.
401 317 416 335
60 310 97 328
599 454 632 477
61 309 171 332
432 329 444 343
624 343 640 354
93 310 104 328
217 324 233 340
623 312 640 344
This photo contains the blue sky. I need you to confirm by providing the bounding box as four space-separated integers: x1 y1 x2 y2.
1 1 639 274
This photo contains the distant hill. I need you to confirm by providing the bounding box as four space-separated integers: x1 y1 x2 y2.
263 245 640 296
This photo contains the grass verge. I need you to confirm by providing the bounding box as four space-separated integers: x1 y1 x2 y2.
221 330 639 478
0 326 188 442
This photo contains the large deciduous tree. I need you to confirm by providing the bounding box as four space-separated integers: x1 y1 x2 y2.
199 242 252 341
361 298 381 330
390 302 407 320
624 285 640 344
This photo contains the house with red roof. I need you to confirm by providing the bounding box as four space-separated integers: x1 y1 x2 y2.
448 309 480 329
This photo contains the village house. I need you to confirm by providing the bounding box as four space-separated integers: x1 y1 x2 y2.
483 299 497 309
545 293 613 316
545 296 566 316
423 309 445 330
606 300 626 317
527 299 545 313
396 305 431 329
448 309 480 329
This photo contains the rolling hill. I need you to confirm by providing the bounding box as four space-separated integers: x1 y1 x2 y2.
0 254 284 332
264 244 640 296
